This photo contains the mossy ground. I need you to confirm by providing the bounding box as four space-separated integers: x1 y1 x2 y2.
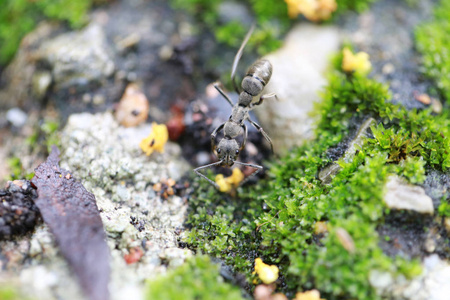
184 28 450 300
0 0 94 64
169 0 379 58
146 255 244 300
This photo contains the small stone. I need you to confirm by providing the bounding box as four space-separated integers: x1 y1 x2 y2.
6 108 28 127
272 293 289 300
382 63 395 74
29 238 43 257
32 71 52 98
424 237 436 253
116 33 141 51
384 175 434 214
159 45 173 61
335 227 355 253
92 94 106 106
369 270 393 290
115 84 149 127
431 98 443 114
254 284 275 300
195 151 211 166
415 93 431 105
445 218 450 234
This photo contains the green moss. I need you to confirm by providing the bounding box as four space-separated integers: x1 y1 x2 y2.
438 197 450 217
184 42 450 299
5 157 34 181
146 255 244 300
415 0 450 101
40 119 60 153
335 0 379 14
0 0 93 64
0 286 24 300
169 0 377 57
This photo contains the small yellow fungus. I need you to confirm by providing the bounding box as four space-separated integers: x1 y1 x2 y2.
254 258 279 284
342 47 372 75
314 221 328 234
294 289 325 300
284 0 337 21
139 122 169 156
215 168 244 192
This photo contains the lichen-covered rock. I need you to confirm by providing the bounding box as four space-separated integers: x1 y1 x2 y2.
256 24 340 155
0 112 192 300
384 176 434 214
59 112 191 299
370 254 450 300
38 24 115 89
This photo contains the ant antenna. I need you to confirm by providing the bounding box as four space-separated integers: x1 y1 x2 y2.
234 161 263 187
194 160 224 189
231 23 256 94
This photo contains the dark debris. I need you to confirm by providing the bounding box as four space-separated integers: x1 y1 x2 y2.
31 146 110 300
0 180 40 240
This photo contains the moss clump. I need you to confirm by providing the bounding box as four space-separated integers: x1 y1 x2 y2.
186 45 449 299
0 0 93 64
169 0 378 56
438 197 450 217
5 157 34 181
0 286 26 300
146 255 244 300
415 0 450 101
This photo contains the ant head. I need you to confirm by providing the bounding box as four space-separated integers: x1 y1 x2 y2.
216 139 240 167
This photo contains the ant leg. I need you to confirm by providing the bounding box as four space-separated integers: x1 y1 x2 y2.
250 93 277 109
248 119 273 153
194 161 224 188
240 124 248 151
231 23 255 94
211 123 225 152
234 160 263 186
213 83 234 107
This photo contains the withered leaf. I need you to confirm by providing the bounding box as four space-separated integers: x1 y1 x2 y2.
32 146 110 300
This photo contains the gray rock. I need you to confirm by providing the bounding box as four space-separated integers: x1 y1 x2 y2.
384 176 434 214
0 112 192 300
218 1 252 25
39 24 115 89
60 112 192 299
32 71 52 99
6 108 28 128
256 24 341 155
370 255 450 300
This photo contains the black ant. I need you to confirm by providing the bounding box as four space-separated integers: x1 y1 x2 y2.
194 25 276 189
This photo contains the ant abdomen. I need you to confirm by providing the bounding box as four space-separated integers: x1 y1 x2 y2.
242 59 272 96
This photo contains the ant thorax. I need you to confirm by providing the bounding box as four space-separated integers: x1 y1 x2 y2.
230 105 247 123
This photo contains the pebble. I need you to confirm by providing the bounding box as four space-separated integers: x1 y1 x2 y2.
384 175 434 214
114 84 149 127
371 255 450 300
6 108 28 127
445 218 450 235
424 237 436 253
32 71 52 99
